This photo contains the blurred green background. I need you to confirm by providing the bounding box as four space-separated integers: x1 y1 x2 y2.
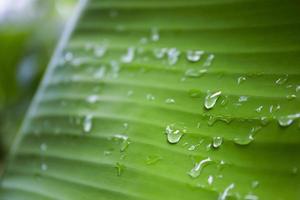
0 0 76 174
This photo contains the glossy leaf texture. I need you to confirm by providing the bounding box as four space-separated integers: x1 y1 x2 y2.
1 0 300 199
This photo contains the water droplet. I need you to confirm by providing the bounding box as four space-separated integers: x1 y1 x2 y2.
203 54 215 67
109 9 119 18
188 89 201 98
292 167 298 174
185 68 207 78
103 150 112 156
139 37 148 44
115 162 125 176
233 135 253 146
278 116 293 127
255 106 263 113
186 50 204 62
41 163 48 171
286 94 296 100
188 157 213 178
83 115 93 133
204 91 222 109
251 180 260 189
121 47 135 63
237 76 247 85
94 45 107 58
244 194 259 200
212 136 223 149
238 96 248 102
296 85 300 92
150 28 159 42
153 48 167 59
86 95 98 104
218 183 235 200
165 98 175 104
64 52 73 62
146 93 155 101
94 66 106 79
208 175 214 185
275 75 288 85
188 144 199 151
146 155 162 165
113 134 130 152
167 48 180 65
40 143 47 152
127 90 134 97
165 124 186 144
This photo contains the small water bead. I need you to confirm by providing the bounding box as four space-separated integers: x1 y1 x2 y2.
139 37 148 44
146 93 155 101
269 104 281 113
185 68 207 78
186 50 204 62
296 85 300 92
238 96 248 102
165 124 186 144
94 66 106 79
207 175 214 185
203 54 215 67
146 155 162 165
121 47 135 63
83 115 93 133
167 48 180 65
233 134 254 146
188 89 202 98
188 144 200 151
103 150 112 156
110 60 120 78
292 167 298 174
244 194 259 200
94 45 107 58
286 94 296 100
212 136 223 149
127 90 134 97
115 162 125 176
165 98 175 104
255 106 263 113
151 28 160 42
64 52 73 62
41 163 48 171
204 91 222 109
86 95 98 104
188 157 213 178
251 180 260 189
218 183 235 200
109 9 119 18
275 75 288 85
153 48 167 59
237 76 247 85
40 143 47 152
113 134 130 152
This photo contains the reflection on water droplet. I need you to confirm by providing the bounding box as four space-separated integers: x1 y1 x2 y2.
275 75 288 85
255 106 263 113
203 54 215 67
185 68 207 78
115 162 125 176
188 157 212 178
186 50 204 62
165 124 186 144
286 94 296 100
165 98 175 104
204 91 222 109
146 155 162 165
83 115 93 133
212 136 223 149
278 116 293 127
218 183 235 200
121 47 135 63
188 144 200 151
237 76 247 85
238 96 248 102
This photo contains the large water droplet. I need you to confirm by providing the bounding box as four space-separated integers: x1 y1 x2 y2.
165 124 186 144
212 136 223 149
204 91 222 109
186 50 204 62
188 157 213 178
218 183 235 200
83 115 93 133
121 47 135 63
278 116 293 127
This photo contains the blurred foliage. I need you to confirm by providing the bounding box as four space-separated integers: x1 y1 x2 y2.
0 0 76 160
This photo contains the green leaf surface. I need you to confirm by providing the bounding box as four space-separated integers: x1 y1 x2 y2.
1 0 300 199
